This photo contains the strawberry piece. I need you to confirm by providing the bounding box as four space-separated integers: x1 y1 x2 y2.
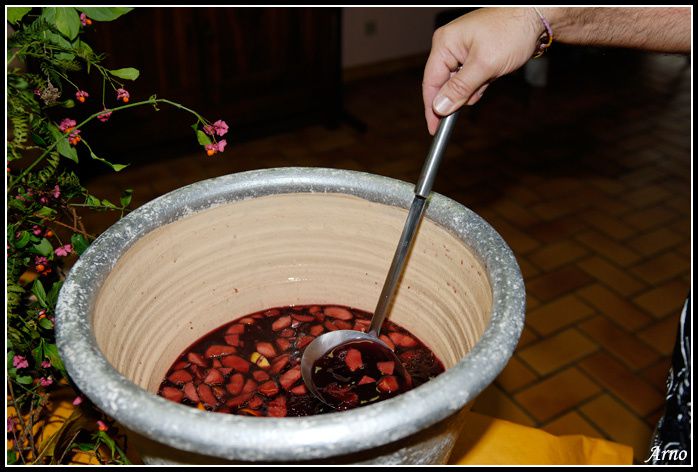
161 386 184 403
323 383 358 406
224 334 240 346
219 367 233 376
204 368 225 385
377 361 395 375
276 338 291 352
259 380 279 397
324 306 353 320
264 309 281 317
226 373 244 395
212 386 227 401
211 358 223 368
173 360 190 370
168 369 192 385
238 408 262 416
267 396 287 417
345 348 363 372
379 334 395 350
252 370 270 382
187 352 208 367
242 378 258 394
309 324 325 336
226 324 245 335
247 395 264 409
226 392 253 408
205 345 236 358
197 383 218 406
239 317 256 325
353 319 370 332
272 316 291 331
358 375 376 385
270 355 290 374
279 366 302 390
291 313 315 322
333 320 352 330
324 320 338 332
388 331 417 347
296 335 315 349
308 306 321 314
256 342 277 358
183 382 199 402
220 354 250 372
280 328 295 338
377 375 399 393
290 384 307 395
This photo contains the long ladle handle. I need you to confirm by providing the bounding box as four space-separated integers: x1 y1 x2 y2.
369 111 460 336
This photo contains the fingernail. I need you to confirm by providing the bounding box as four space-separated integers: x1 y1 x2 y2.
433 95 453 115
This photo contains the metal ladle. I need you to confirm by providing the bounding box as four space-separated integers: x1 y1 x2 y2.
300 112 460 408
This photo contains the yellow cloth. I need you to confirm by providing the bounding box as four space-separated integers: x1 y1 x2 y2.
449 411 633 465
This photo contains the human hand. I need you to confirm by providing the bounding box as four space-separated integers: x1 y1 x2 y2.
422 7 544 135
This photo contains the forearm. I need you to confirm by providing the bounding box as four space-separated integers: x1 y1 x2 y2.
541 7 691 53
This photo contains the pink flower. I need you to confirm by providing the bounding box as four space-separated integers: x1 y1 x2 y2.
116 88 130 103
33 88 42 97
39 377 53 387
35 256 48 266
203 124 215 136
59 118 77 133
97 109 112 122
32 225 43 236
216 139 227 152
13 355 29 369
212 120 228 136
52 185 61 199
7 417 17 432
73 396 84 406
97 420 108 432
55 244 72 257
39 196 49 204
75 90 89 103
68 129 81 146
80 13 92 26
41 360 52 368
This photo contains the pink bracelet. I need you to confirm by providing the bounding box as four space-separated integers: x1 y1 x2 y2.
532 7 553 58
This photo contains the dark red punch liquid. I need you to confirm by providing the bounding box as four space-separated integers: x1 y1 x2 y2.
158 305 445 417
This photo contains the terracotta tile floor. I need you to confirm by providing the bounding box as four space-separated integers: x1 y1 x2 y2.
83 49 690 463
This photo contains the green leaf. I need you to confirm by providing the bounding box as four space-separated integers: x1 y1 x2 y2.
100 199 117 209
76 443 94 452
120 189 133 207
32 342 44 366
98 431 116 458
48 124 79 163
108 67 140 81
15 231 31 248
76 7 133 22
73 39 94 60
7 448 17 465
31 238 54 257
8 7 32 24
44 344 65 375
40 318 54 329
196 130 212 146
89 151 128 172
31 132 48 147
86 195 101 207
47 281 64 307
36 206 57 218
43 7 81 40
16 375 33 385
33 279 48 307
71 234 90 256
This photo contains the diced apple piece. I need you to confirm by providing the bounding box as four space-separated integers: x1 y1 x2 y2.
377 376 399 393
377 361 395 375
358 375 376 385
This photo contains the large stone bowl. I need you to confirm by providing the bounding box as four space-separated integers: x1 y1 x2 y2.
56 167 525 464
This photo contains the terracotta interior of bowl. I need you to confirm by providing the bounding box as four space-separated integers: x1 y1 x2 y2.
92 193 493 392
